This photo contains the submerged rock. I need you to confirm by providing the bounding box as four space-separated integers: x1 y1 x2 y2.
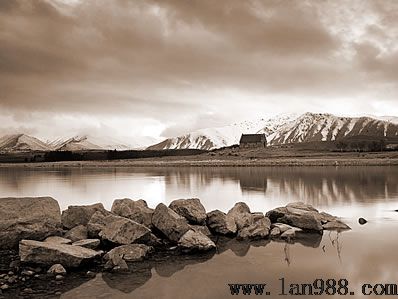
72 239 100 249
111 198 154 228
0 197 62 249
19 240 102 267
152 203 190 242
62 203 105 230
64 225 88 242
169 198 207 225
178 230 216 252
322 220 351 230
206 210 237 235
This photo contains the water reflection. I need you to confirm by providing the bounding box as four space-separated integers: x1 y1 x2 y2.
0 167 397 213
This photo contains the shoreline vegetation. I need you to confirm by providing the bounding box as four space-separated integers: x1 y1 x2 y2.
0 197 350 298
0 154 398 168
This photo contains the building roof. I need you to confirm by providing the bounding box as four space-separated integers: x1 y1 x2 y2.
239 134 267 143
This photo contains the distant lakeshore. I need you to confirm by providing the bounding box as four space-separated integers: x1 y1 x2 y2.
1 151 397 168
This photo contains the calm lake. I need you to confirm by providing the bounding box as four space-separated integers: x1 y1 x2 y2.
1 166 398 298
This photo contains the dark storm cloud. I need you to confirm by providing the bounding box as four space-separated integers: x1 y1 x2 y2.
0 0 397 140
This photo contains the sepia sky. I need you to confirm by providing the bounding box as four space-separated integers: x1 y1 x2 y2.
1 0 398 143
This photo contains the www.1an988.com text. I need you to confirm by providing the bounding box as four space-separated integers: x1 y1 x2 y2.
228 278 398 296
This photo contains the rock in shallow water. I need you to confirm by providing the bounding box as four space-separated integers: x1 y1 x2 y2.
19 240 102 267
206 210 237 235
237 213 271 240
169 198 207 225
111 198 154 228
104 244 153 263
227 202 253 231
178 230 216 252
0 197 62 249
152 203 191 242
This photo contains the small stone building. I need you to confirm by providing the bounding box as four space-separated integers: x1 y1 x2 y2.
239 134 267 148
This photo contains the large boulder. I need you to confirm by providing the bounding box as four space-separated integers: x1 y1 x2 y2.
226 202 253 230
152 203 191 242
87 210 151 245
266 203 324 232
99 217 151 245
111 199 154 228
19 240 102 267
169 198 207 225
206 210 237 235
61 203 105 229
0 197 62 249
178 230 216 252
64 225 88 242
237 214 271 240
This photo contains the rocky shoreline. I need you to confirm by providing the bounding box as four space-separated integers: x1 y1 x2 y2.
0 197 350 298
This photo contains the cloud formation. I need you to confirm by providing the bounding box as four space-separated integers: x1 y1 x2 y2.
0 0 397 142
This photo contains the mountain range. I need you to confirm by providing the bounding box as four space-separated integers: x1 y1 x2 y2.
147 113 398 150
1 113 398 153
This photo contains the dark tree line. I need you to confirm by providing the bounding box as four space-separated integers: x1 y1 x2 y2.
335 139 386 152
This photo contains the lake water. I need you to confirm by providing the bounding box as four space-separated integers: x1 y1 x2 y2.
1 166 398 298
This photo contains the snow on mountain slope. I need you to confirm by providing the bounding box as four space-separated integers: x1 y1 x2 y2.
48 135 137 151
0 134 51 152
147 114 297 150
266 113 398 145
147 113 398 150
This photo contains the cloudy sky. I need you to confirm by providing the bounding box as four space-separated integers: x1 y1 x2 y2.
1 0 397 145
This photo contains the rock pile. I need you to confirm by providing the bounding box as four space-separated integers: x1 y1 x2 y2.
0 196 350 294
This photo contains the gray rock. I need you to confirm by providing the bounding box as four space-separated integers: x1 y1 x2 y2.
87 210 114 238
47 264 66 275
72 239 100 249
278 213 323 232
0 197 61 248
19 239 102 267
206 210 237 235
64 225 88 242
237 215 271 240
178 230 216 252
62 203 105 230
226 202 253 230
104 244 153 263
323 220 351 230
111 198 154 228
271 223 293 233
169 198 207 225
44 236 72 245
281 227 302 240
99 217 151 245
152 203 190 242
269 227 281 237
189 225 212 236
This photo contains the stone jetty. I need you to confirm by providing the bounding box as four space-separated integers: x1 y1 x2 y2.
0 196 350 295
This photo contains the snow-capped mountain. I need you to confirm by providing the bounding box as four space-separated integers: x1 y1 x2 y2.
266 113 398 145
0 134 51 152
148 113 398 150
147 114 297 150
47 135 136 151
